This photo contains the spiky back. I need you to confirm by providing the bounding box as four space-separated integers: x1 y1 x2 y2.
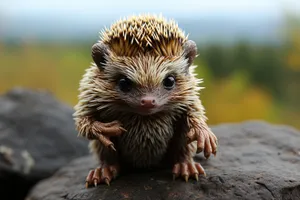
100 14 188 57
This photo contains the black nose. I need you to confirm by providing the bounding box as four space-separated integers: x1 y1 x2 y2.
140 96 156 108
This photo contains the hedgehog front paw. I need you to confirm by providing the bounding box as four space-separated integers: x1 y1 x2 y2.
187 122 218 158
92 120 126 151
93 120 126 136
85 164 120 188
172 160 206 182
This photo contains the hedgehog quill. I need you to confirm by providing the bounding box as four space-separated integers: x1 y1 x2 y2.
73 14 218 187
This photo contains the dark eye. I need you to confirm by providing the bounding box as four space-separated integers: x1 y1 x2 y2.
118 76 132 92
163 75 176 90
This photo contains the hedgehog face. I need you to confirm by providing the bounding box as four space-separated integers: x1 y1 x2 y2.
101 55 192 115
91 43 198 116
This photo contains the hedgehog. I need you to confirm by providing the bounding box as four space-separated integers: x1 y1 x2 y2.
73 14 218 187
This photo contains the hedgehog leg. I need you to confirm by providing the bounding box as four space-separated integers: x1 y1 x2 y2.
186 118 218 158
85 140 120 188
76 117 126 151
172 142 206 182
92 120 126 151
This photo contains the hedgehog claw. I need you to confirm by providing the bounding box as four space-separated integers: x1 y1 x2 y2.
120 127 127 132
105 179 110 186
109 144 116 152
184 175 188 182
194 174 199 181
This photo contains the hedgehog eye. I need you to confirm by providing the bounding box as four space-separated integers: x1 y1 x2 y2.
163 75 176 90
118 76 133 92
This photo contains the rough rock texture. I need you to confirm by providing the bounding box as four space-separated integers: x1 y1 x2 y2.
0 88 89 200
26 120 300 200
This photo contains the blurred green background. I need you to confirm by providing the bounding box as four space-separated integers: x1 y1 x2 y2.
0 1 300 129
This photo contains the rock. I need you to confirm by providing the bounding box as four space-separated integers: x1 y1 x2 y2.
26 120 300 200
0 88 89 200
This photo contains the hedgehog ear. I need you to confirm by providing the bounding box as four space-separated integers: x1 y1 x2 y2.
183 40 197 68
91 41 109 69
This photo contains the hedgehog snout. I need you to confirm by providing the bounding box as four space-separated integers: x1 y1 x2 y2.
140 96 157 109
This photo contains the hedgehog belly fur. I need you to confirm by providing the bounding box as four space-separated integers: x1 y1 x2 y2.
116 114 174 168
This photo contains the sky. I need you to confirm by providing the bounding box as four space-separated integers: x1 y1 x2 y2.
1 0 300 20
0 0 300 43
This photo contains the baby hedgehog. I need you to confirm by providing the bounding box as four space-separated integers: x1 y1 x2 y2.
73 14 218 187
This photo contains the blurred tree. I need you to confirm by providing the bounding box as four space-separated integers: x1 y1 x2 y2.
281 13 300 110
285 13 300 71
200 44 233 78
250 46 284 99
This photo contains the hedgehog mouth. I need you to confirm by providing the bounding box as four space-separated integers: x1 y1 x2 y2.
135 106 160 115
138 107 155 114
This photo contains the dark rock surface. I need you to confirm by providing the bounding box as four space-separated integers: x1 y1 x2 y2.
26 121 300 200
0 88 89 200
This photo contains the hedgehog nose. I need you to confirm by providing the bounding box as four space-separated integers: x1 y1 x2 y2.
140 96 156 108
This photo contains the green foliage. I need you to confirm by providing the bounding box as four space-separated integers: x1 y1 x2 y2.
199 42 285 99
